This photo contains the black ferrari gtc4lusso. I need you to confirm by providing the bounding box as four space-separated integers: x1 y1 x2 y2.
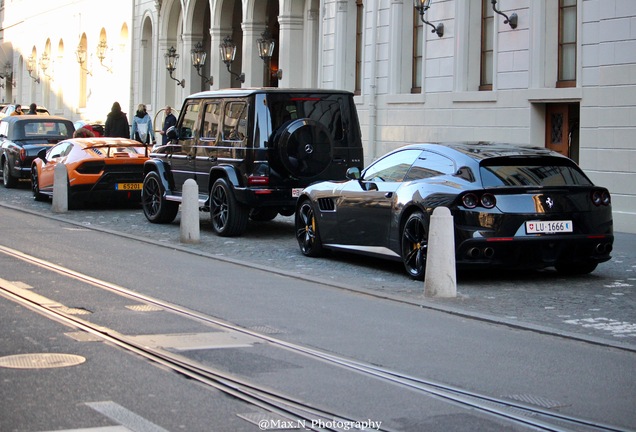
294 142 613 279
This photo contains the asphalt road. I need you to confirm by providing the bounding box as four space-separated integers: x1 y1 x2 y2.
1 182 635 352
1 206 634 432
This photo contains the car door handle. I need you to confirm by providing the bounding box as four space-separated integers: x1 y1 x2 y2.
385 192 393 198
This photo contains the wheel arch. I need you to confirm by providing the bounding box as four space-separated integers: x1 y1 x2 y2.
396 204 430 250
208 165 241 193
143 159 173 192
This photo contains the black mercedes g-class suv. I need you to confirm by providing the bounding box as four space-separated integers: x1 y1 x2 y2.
141 88 364 236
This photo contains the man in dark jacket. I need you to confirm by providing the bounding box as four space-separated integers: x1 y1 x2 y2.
104 102 130 138
159 106 177 145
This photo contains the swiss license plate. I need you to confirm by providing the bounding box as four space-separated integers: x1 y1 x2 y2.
525 220 573 234
292 188 303 198
115 183 143 191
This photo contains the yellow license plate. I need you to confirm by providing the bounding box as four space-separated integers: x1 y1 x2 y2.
115 183 143 191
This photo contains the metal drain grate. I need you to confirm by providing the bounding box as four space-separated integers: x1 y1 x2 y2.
126 304 163 312
0 353 86 369
248 325 286 334
65 331 103 342
53 306 92 315
501 394 568 409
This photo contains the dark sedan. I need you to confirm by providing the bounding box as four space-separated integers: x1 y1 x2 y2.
0 115 74 188
295 142 613 279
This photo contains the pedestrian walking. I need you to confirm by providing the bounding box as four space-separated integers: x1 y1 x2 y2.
131 103 156 146
159 105 177 145
104 102 130 138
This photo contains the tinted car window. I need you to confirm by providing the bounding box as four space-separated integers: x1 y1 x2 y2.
201 102 221 142
222 101 248 143
363 149 421 183
404 151 455 181
480 160 593 187
179 103 199 138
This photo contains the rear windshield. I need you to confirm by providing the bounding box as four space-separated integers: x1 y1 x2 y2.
480 160 593 187
19 121 73 139
266 93 349 141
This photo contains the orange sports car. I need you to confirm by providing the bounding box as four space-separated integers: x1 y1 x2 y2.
31 137 150 207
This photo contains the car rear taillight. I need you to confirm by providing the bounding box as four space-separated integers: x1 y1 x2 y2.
248 175 269 186
480 193 496 209
462 193 478 209
76 161 105 174
461 192 496 209
19 148 26 162
591 189 611 206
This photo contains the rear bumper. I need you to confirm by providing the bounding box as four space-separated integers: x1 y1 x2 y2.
233 186 298 210
69 172 144 203
455 234 614 269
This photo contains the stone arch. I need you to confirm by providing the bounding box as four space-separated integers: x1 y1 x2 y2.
184 0 212 91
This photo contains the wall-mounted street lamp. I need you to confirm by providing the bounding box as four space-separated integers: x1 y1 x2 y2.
2 63 16 88
219 36 245 83
257 29 283 80
26 55 40 83
39 52 52 79
75 45 92 75
191 42 213 86
164 46 185 87
96 40 113 72
491 0 518 29
413 0 444 38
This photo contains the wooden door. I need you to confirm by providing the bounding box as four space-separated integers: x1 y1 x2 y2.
546 104 570 157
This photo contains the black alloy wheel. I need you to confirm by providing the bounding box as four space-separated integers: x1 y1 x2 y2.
3 158 17 188
401 211 428 280
295 199 323 257
141 171 179 223
31 166 46 201
210 177 248 237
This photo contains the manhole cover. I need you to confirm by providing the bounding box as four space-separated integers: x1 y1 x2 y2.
0 353 86 369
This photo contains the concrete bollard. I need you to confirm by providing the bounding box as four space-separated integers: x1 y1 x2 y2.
424 206 457 298
51 163 68 213
180 178 200 244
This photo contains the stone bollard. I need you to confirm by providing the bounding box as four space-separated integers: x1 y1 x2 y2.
51 163 68 213
424 206 457 298
180 178 200 244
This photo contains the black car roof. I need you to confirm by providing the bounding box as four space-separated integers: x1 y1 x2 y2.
187 88 354 99
0 115 72 124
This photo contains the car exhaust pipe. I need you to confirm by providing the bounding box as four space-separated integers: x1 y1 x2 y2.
595 243 612 254
467 247 481 258
483 247 495 258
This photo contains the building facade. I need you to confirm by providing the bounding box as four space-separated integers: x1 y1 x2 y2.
1 0 635 233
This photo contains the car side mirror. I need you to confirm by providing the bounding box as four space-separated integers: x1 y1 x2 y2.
346 167 361 180
166 126 178 141
37 148 48 163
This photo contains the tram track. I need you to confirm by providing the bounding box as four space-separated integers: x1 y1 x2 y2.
0 244 631 432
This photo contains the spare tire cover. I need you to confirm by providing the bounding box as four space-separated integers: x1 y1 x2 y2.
274 119 333 178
